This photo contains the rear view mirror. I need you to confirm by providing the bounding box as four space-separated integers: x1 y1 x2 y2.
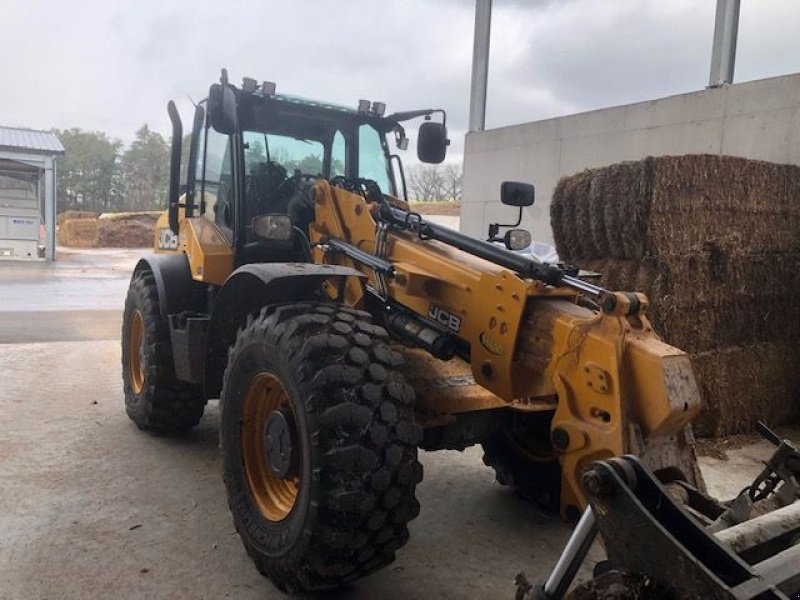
208 84 238 135
501 181 535 207
417 122 448 164
487 181 535 244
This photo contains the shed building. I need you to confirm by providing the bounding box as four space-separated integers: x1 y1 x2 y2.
0 126 64 260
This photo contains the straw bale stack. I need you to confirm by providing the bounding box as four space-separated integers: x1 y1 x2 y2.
56 211 158 247
552 155 800 436
57 218 99 247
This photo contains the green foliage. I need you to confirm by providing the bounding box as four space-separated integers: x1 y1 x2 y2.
118 125 170 211
53 125 170 212
54 128 122 211
295 153 323 175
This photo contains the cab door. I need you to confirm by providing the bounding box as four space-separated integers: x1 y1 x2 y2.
178 103 236 284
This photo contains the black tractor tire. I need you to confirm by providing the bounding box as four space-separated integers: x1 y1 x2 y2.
121 269 206 433
220 302 423 593
482 423 562 512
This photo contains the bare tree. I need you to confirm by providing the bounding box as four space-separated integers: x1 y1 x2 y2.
407 164 445 201
407 162 463 202
442 162 463 202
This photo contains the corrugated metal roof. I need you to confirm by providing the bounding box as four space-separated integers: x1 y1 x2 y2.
0 126 65 155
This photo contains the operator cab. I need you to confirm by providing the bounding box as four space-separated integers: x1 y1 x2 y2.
168 69 449 266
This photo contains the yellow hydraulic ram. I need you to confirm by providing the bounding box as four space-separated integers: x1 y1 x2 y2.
308 180 705 519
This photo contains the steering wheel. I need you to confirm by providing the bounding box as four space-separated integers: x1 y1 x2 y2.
278 172 318 191
248 161 291 213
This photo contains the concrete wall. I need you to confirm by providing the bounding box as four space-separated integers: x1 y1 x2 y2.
461 73 800 244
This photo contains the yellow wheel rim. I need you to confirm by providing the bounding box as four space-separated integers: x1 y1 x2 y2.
129 309 146 395
241 373 300 522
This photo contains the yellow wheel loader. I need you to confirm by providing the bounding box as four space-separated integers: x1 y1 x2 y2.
121 70 799 596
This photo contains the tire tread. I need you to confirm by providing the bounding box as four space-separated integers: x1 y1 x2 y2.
220 301 422 592
122 269 206 433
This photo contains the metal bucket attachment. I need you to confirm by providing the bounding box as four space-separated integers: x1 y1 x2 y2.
522 423 800 599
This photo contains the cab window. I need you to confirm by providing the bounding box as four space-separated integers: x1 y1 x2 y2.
331 130 346 177
201 126 233 229
191 110 205 186
358 124 392 193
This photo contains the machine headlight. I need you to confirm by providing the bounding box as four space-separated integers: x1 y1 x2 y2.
504 228 531 251
372 101 386 116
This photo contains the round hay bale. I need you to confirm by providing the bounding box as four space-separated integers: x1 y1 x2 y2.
572 172 597 258
550 178 568 258
586 173 611 257
556 174 582 260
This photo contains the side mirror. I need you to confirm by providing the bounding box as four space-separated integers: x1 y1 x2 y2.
487 181 535 244
208 84 238 135
501 181 535 207
417 122 448 164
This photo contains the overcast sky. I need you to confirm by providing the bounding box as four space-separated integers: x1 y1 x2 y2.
2 0 799 161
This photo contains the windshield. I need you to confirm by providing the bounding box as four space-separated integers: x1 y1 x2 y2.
240 96 397 194
232 97 401 236
243 131 324 177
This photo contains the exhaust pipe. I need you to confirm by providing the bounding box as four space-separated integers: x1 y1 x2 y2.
166 100 182 235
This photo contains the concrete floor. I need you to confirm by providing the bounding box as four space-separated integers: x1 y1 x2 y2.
0 248 777 599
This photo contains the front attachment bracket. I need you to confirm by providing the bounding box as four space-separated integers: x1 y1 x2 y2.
523 449 800 599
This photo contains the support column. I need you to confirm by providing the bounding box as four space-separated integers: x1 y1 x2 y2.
709 0 740 88
44 155 56 261
468 0 492 131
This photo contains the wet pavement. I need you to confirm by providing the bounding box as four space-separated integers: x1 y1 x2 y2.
0 248 140 343
0 248 779 599
0 248 140 313
1 248 593 599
